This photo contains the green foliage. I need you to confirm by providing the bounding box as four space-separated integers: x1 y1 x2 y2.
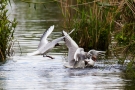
124 61 135 80
57 0 135 81
58 0 117 51
115 23 135 45
0 0 17 61
113 0 135 59
112 0 135 81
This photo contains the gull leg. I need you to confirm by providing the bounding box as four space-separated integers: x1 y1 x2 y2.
43 54 54 59
46 55 54 59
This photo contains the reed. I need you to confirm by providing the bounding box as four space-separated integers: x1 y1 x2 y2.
57 0 135 78
57 0 119 53
0 0 17 62
112 0 135 79
112 0 135 60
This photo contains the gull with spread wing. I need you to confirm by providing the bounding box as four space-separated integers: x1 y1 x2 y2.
62 31 105 68
27 25 55 59
27 25 75 59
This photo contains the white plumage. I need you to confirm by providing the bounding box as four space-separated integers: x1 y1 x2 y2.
63 30 106 68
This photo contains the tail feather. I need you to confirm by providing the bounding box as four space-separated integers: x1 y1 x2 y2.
27 50 40 56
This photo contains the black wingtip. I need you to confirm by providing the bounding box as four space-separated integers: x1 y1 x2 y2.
62 31 66 41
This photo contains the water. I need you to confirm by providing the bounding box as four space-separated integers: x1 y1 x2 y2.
0 0 134 90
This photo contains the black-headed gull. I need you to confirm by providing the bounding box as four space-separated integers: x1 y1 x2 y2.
27 25 55 58
62 30 105 68
27 25 74 59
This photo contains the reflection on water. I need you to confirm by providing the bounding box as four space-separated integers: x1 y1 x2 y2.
8 0 65 55
0 0 134 90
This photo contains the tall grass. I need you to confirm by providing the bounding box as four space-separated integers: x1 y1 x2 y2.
0 0 17 62
58 0 119 52
57 0 135 81
112 0 135 80
113 0 135 59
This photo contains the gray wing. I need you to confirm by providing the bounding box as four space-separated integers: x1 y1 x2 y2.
62 30 79 66
87 49 106 58
38 25 54 48
73 48 87 68
39 29 75 55
39 36 64 54
74 48 85 61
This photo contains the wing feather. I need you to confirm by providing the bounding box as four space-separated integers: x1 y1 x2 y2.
62 30 79 65
39 37 64 54
38 25 54 48
39 30 75 55
74 48 84 61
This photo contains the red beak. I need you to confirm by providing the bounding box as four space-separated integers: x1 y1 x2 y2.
92 56 97 61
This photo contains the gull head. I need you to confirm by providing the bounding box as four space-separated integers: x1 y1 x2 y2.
85 58 95 66
87 49 106 61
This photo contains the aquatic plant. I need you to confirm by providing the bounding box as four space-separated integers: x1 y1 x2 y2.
57 0 119 52
56 0 135 81
0 0 17 62
112 0 135 80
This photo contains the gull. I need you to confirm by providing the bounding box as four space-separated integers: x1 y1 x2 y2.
27 25 55 58
62 31 105 68
27 25 74 59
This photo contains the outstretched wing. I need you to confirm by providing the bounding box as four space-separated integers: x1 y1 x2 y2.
38 25 54 48
73 48 87 68
74 48 84 61
62 30 78 49
40 29 75 55
62 30 79 66
87 49 106 58
40 37 64 54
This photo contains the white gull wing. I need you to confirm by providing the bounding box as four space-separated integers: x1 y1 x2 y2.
74 48 84 61
73 48 88 68
27 25 54 56
39 36 64 54
38 25 54 48
74 49 96 67
27 50 40 56
87 49 106 58
39 29 75 55
62 30 79 66
27 34 62 56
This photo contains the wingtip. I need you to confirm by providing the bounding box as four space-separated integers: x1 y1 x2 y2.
62 30 67 36
51 25 55 30
68 29 75 35
52 25 55 28
27 51 40 56
62 30 64 36
62 30 66 41
62 29 75 35
27 53 33 56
